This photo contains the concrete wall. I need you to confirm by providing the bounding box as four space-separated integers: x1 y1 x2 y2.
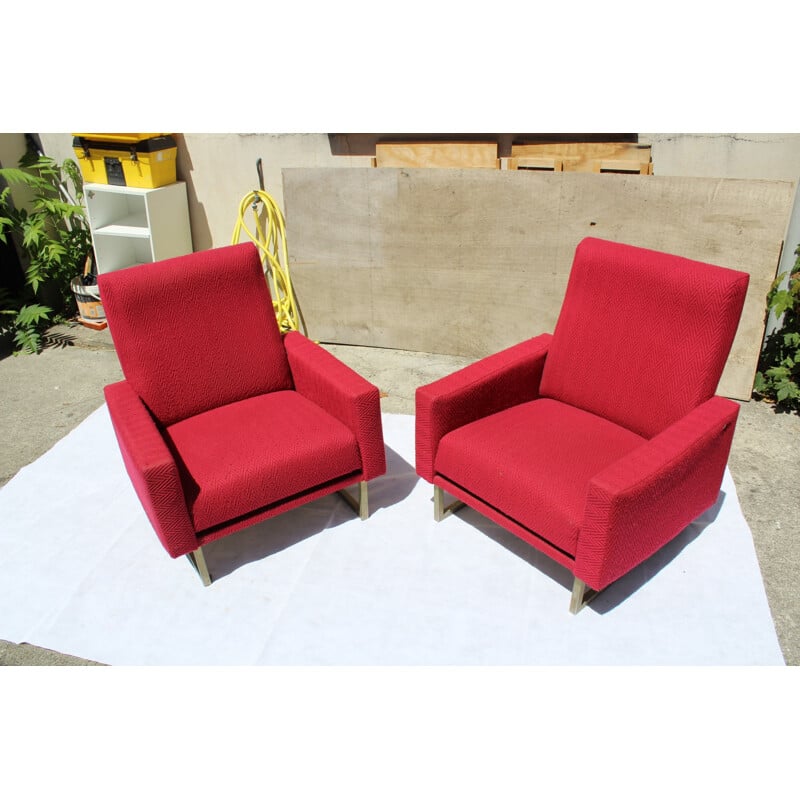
18 132 800 397
0 132 28 169
0 133 36 212
36 132 800 252
37 133 372 252
642 133 800 180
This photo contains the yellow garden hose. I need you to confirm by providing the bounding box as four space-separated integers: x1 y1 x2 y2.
231 186 306 335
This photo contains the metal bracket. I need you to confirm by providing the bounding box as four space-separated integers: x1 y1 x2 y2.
338 481 369 520
187 547 212 587
569 577 599 614
433 485 466 522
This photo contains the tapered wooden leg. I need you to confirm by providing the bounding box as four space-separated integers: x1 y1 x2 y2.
433 485 466 522
187 546 212 587
569 576 598 614
339 481 369 520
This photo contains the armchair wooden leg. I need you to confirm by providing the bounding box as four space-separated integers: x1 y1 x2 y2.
433 485 466 522
187 546 212 587
339 481 369 520
569 577 599 614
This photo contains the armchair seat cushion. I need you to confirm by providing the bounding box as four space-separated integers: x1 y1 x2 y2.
165 390 361 532
435 398 645 555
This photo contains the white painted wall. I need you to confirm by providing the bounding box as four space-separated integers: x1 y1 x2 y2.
172 133 372 251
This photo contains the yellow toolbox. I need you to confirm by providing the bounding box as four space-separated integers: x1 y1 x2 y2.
72 133 178 188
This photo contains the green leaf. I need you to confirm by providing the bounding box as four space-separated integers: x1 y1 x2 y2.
766 365 790 379
25 261 45 293
769 289 794 318
776 380 799 402
768 271 788 297
16 303 52 325
21 218 44 249
0 167 48 190
46 241 66 263
13 326 43 354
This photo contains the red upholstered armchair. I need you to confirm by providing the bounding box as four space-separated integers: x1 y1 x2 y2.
416 237 750 613
99 243 386 585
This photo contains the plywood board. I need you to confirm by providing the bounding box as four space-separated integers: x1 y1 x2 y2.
283 168 795 400
375 141 499 169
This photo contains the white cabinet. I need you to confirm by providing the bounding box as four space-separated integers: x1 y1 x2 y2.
84 181 193 274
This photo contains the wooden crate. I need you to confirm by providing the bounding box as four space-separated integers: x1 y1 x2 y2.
508 142 652 173
374 141 500 169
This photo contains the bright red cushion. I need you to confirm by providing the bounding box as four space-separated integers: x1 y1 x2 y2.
164 391 361 532
539 237 749 438
435 398 645 555
99 243 293 427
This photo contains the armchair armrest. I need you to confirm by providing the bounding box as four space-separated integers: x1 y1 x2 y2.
415 334 552 482
576 395 740 591
283 332 386 481
104 380 198 558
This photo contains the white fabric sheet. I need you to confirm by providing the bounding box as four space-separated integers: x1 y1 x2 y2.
0 406 784 665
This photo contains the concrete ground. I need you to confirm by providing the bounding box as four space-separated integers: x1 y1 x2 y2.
1 321 798 666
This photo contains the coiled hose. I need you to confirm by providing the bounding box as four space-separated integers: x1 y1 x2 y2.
231 188 306 335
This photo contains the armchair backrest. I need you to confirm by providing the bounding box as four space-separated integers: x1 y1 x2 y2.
99 242 292 426
539 237 749 438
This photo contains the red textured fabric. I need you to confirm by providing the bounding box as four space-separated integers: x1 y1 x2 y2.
415 237 751 602
100 244 387 564
284 332 386 481
104 381 198 558
99 243 292 427
415 334 552 482
164 391 361 532
433 475 577 573
435 399 645 555
196 472 373 548
576 395 739 590
539 237 749 437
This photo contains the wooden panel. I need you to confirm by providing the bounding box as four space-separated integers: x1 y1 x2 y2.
283 168 795 400
509 142 652 173
593 159 652 174
508 157 564 171
375 141 499 169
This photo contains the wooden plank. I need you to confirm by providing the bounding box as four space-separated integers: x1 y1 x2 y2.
375 141 499 169
508 157 564 171
593 159 650 174
510 142 652 172
283 168 795 400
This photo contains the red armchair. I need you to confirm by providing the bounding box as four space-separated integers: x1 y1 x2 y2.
416 237 749 612
99 243 386 585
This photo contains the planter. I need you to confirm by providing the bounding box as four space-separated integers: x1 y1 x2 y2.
71 275 106 328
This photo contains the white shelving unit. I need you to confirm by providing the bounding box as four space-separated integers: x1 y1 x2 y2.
84 181 193 274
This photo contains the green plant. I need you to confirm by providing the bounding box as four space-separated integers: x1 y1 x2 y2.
753 243 800 411
0 149 92 354
0 289 52 354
